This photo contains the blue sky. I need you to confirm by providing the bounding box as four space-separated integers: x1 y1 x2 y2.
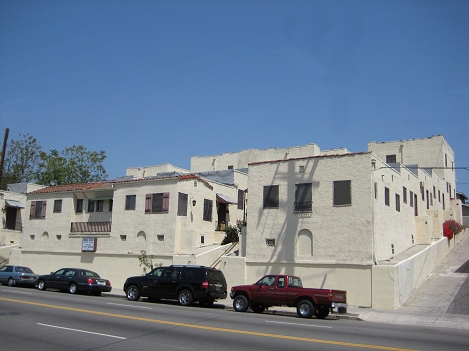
1 0 468 194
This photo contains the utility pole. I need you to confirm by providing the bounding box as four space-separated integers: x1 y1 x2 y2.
0 128 9 183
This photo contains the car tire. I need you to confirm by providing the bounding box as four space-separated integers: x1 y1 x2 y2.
69 283 78 294
251 303 266 313
178 290 193 306
297 300 315 318
7 277 15 287
233 295 249 312
37 279 46 290
126 285 140 301
315 305 330 319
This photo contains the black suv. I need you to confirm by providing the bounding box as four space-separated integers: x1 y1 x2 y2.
123 265 227 307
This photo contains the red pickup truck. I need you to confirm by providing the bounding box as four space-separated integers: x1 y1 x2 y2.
230 274 347 318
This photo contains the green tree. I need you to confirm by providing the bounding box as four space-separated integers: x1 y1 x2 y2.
36 145 108 186
1 133 42 190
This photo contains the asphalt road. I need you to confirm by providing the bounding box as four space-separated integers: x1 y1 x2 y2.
1 287 469 351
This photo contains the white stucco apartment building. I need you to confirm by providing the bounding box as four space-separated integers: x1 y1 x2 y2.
7 135 465 309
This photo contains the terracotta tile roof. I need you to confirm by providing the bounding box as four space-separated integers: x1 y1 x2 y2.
28 182 107 194
111 173 213 190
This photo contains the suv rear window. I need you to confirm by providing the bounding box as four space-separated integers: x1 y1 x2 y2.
207 269 226 284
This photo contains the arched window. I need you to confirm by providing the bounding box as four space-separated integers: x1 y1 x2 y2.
42 232 49 241
137 231 146 242
297 229 312 257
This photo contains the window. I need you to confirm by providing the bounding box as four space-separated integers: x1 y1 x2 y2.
88 200 95 212
145 193 169 213
299 165 305 173
420 186 425 201
228 165 233 170
386 155 397 164
395 194 400 212
410 191 414 207
177 192 188 216
53 200 62 213
433 186 436 198
96 200 104 212
76 199 83 213
438 190 441 202
109 199 113 212
333 180 351 206
30 201 46 219
120 235 127 241
403 187 407 204
374 182 378 199
384 187 390 206
263 185 279 208
56 235 62 240
125 195 136 210
294 183 312 213
266 239 275 247
157 235 165 241
203 199 213 221
237 189 245 210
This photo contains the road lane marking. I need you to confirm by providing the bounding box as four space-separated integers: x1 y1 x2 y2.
107 302 153 309
38 323 126 339
0 297 419 351
266 320 332 328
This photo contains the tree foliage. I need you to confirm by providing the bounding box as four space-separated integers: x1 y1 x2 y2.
1 133 42 190
35 145 108 186
0 132 108 189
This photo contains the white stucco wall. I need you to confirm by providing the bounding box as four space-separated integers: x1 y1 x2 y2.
190 143 320 172
125 164 189 177
246 153 374 264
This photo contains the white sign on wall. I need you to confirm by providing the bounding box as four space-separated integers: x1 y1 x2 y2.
82 237 97 252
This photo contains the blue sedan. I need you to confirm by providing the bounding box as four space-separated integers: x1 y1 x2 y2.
0 265 39 287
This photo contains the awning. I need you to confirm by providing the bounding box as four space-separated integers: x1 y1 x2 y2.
89 196 113 201
5 200 25 208
216 193 237 205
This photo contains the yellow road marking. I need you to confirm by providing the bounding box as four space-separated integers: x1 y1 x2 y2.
0 297 418 351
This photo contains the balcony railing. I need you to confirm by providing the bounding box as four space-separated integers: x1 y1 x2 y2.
294 201 313 213
70 222 111 233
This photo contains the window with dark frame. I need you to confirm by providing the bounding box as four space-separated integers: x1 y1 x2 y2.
177 192 188 216
203 199 213 221
294 183 312 213
30 200 46 219
403 187 407 204
385 187 390 206
333 180 351 206
125 195 136 210
53 200 62 213
88 200 95 212
76 199 83 213
386 155 397 163
395 194 400 212
109 199 113 212
96 200 104 212
145 193 169 214
263 185 279 209
237 189 244 210
410 191 414 207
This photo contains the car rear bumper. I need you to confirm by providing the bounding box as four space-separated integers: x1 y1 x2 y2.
81 283 112 293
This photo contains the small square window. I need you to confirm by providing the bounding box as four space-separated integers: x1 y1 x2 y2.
228 165 233 170
56 235 62 240
157 235 165 242
30 235 35 240
120 235 127 241
266 239 276 247
299 165 305 173
125 195 136 210
386 155 397 164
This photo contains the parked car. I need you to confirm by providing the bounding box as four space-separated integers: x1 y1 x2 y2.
230 274 347 318
36 268 112 295
0 265 39 287
123 265 227 307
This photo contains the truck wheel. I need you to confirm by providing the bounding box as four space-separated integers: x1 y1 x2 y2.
251 303 265 313
233 295 249 312
126 285 140 301
297 300 314 318
178 289 193 306
315 305 330 319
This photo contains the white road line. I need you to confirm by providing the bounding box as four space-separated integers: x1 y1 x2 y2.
37 323 126 339
265 320 333 329
107 302 153 309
